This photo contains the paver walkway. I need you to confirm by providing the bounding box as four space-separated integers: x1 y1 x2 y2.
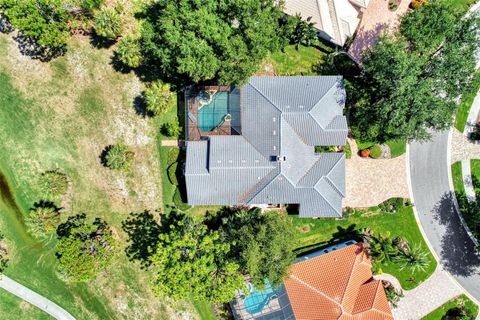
0 275 76 320
451 129 480 164
161 139 183 147
348 0 410 63
390 267 463 320
343 139 409 207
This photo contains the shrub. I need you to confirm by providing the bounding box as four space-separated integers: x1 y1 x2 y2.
94 8 122 39
395 245 430 272
470 130 480 141
343 142 352 159
379 197 405 213
369 144 382 159
39 170 68 200
0 232 8 274
144 81 175 115
315 145 337 153
173 188 190 211
410 0 428 9
161 122 180 137
27 204 61 239
115 36 142 68
167 162 178 186
104 144 134 171
0 0 69 59
360 149 370 158
81 0 104 13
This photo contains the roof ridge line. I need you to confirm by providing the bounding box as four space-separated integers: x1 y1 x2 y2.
243 170 282 204
289 274 345 314
351 280 378 315
247 81 283 113
325 175 345 198
307 83 339 129
311 180 342 216
339 245 365 309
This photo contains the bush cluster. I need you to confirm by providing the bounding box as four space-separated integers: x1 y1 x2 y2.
369 144 382 159
104 144 134 171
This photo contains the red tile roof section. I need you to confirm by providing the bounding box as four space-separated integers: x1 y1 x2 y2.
284 243 394 320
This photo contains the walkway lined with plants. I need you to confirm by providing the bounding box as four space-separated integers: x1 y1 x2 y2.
390 267 463 319
343 139 409 208
0 275 76 320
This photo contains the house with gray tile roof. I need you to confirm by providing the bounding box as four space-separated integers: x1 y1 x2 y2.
184 76 348 217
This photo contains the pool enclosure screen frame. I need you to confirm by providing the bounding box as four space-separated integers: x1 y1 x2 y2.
185 85 242 141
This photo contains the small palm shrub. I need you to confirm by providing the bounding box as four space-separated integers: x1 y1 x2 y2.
115 36 142 68
144 81 175 116
369 144 382 159
343 142 352 159
27 204 61 239
367 232 400 263
385 286 403 308
161 122 180 137
379 197 406 213
94 8 122 39
395 245 430 272
104 144 134 171
39 170 68 200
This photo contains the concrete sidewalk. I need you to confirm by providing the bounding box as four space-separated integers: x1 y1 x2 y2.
0 275 75 320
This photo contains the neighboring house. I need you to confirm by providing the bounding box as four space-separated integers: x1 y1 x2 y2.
230 242 394 320
184 76 348 218
283 0 370 46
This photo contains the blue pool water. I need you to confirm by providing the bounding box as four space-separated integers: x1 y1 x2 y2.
243 280 276 314
198 91 229 131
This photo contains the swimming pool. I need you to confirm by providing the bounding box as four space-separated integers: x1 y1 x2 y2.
243 280 276 314
198 91 229 131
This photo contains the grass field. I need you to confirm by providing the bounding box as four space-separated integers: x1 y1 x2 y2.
452 161 466 197
471 160 480 197
0 289 52 320
0 34 199 320
291 204 437 290
422 294 478 320
267 45 326 76
455 72 480 133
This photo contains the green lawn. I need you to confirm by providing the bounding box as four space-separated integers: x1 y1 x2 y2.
192 300 217 320
268 45 326 76
0 34 198 319
455 72 480 132
356 139 406 158
452 161 466 196
0 289 52 320
471 160 480 197
291 204 437 290
442 0 477 13
422 294 478 320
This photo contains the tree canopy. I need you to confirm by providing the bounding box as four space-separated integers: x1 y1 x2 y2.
140 0 285 84
209 208 296 288
350 2 479 141
55 214 116 281
150 212 245 303
0 0 69 59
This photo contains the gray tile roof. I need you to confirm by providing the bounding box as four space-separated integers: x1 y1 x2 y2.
185 76 348 217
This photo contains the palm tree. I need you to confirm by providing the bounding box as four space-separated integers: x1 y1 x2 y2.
395 245 430 272
368 232 399 263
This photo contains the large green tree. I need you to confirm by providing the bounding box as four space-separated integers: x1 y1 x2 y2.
140 0 284 84
150 213 245 303
210 208 296 288
0 0 69 59
350 2 479 141
55 214 116 281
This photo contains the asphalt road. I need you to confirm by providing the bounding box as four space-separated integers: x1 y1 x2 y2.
409 130 480 300
0 275 76 320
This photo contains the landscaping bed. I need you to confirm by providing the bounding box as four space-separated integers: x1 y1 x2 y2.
422 294 479 320
291 201 437 290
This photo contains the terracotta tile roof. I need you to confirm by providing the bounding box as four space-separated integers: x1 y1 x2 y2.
284 243 394 320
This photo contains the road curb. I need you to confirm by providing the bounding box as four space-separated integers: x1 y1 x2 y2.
406 140 480 307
